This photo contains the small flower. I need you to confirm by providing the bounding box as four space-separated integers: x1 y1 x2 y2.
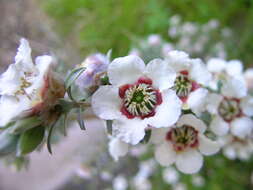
244 68 253 90
92 55 181 145
113 175 128 190
75 53 109 89
220 134 253 161
152 114 220 174
165 51 211 114
162 167 180 185
206 79 253 138
0 38 64 127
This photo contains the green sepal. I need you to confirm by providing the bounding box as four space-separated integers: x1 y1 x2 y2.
140 129 152 144
0 130 19 156
17 126 45 156
106 120 113 135
9 116 42 134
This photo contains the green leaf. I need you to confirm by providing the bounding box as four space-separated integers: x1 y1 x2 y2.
17 126 45 156
9 116 42 134
65 67 86 90
0 130 19 156
106 120 113 135
77 107 86 130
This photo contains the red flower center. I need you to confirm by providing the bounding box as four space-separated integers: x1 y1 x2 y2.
166 125 199 152
119 77 162 119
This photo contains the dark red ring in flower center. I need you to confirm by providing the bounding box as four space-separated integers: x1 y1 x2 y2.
119 77 162 119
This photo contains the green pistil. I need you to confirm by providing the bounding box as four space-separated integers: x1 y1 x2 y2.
131 90 145 103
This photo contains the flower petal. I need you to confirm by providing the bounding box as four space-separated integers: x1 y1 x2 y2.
190 59 211 86
146 90 182 128
225 60 243 76
221 77 247 98
108 55 145 86
240 96 253 116
145 59 176 90
109 138 129 161
198 134 220 155
207 58 226 73
175 149 203 174
150 127 169 144
230 117 253 138
210 116 229 136
91 85 121 120
165 50 191 72
187 88 208 112
15 38 34 72
176 114 206 133
205 93 223 114
112 118 146 145
0 64 21 96
0 96 30 127
155 142 176 166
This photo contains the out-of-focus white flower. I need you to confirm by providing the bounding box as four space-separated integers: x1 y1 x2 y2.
129 48 141 56
162 43 174 57
147 34 162 46
163 167 179 185
75 165 93 179
170 15 181 26
136 159 156 179
173 183 187 190
129 145 148 157
165 51 211 115
92 55 181 145
244 68 253 89
101 171 113 181
220 134 253 161
113 175 128 190
0 38 64 127
132 176 152 190
206 79 253 138
153 114 220 174
75 53 109 89
192 175 205 187
109 138 129 161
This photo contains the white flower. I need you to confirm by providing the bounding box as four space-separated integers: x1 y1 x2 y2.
165 51 211 114
147 34 162 46
0 38 64 127
75 53 109 89
163 167 179 185
132 176 152 190
206 79 253 138
191 175 205 187
153 114 220 174
113 175 128 190
92 55 182 145
109 138 129 161
221 134 253 161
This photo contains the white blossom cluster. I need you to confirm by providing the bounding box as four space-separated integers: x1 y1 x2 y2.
0 23 253 175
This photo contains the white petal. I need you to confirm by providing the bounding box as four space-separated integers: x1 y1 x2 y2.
231 117 253 138
187 88 208 110
150 127 169 144
205 93 223 114
223 146 236 160
175 149 203 174
198 135 220 155
176 114 206 133
189 59 211 85
226 60 243 76
155 142 176 166
35 55 52 76
241 96 253 116
221 77 247 98
146 90 182 128
210 116 229 136
0 64 21 95
108 55 145 86
91 85 121 120
165 50 191 72
0 96 30 127
207 58 226 73
145 59 176 90
109 138 129 161
112 118 146 145
15 38 34 72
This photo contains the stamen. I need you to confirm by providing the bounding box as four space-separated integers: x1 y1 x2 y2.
218 97 241 122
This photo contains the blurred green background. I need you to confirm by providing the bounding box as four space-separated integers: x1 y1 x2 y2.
42 0 253 66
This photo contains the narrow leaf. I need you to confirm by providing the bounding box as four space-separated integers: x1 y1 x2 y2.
47 122 57 154
140 129 152 144
77 107 86 130
65 67 86 90
106 120 113 135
